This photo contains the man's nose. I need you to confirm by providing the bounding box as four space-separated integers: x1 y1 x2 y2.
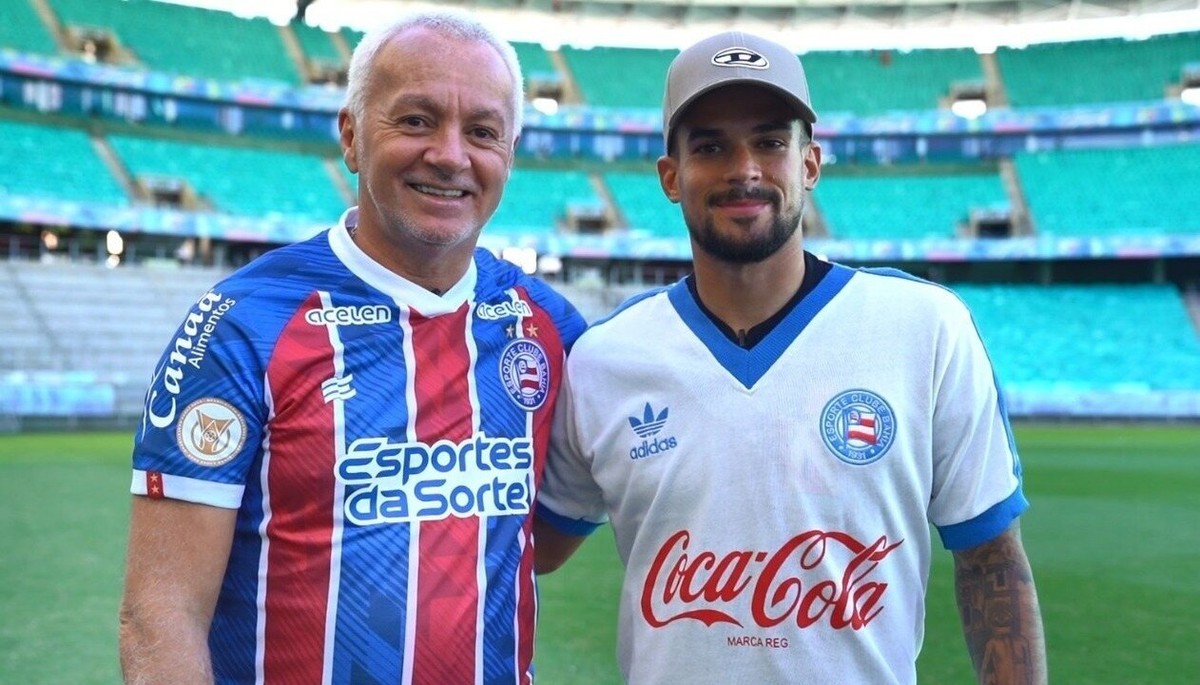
725 144 762 184
424 127 471 176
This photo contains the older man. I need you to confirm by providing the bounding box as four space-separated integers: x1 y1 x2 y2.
120 11 584 684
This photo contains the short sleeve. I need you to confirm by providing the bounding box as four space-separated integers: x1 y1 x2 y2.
130 290 266 509
928 297 1028 550
536 364 608 535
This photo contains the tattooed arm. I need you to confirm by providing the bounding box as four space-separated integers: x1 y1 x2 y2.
952 521 1048 685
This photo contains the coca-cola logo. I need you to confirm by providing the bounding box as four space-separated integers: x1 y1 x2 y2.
641 529 902 631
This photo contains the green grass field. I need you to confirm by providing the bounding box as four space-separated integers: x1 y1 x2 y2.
1 424 1197 684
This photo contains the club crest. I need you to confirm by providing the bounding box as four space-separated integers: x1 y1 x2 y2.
820 389 896 465
499 339 550 411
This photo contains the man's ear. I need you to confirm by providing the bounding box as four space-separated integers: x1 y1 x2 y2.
802 140 822 191
508 134 520 172
338 108 358 174
657 155 681 204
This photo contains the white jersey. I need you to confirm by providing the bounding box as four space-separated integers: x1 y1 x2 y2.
538 263 1027 685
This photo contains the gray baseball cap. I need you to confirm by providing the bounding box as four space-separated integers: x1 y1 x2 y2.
662 31 818 150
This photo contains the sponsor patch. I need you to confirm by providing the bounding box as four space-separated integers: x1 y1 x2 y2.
820 389 896 465
476 299 534 321
176 398 246 467
305 304 392 326
499 339 550 410
338 433 534 525
146 291 236 429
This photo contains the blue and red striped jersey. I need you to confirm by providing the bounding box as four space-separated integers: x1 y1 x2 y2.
132 216 586 684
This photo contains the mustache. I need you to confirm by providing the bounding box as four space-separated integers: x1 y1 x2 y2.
707 187 780 207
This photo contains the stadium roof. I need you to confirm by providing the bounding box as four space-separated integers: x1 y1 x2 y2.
165 0 1200 50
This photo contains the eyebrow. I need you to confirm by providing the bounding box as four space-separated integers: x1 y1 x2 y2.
685 120 793 142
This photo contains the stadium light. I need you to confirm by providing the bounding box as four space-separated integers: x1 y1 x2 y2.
951 98 988 120
500 246 538 275
537 255 563 275
531 97 559 116
106 230 124 256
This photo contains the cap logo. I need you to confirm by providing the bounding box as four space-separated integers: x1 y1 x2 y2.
711 47 769 70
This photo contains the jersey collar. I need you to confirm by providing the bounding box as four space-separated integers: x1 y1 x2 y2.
668 262 856 389
328 207 477 316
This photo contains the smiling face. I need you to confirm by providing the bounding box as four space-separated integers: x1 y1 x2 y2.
657 84 821 265
338 26 517 272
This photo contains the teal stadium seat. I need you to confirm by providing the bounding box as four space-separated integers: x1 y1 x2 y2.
487 168 599 235
997 32 1200 107
512 41 557 85
107 134 344 221
49 0 303 84
0 119 127 206
293 22 343 68
0 0 60 55
341 28 364 52
604 171 685 238
801 49 983 115
955 284 1200 391
816 170 1008 240
561 46 676 107
1016 142 1200 236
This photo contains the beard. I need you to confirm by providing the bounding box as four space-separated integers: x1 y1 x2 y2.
685 187 804 264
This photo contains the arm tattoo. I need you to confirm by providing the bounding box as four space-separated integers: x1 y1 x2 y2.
953 524 1047 685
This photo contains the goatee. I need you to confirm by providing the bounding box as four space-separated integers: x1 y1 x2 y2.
687 189 804 264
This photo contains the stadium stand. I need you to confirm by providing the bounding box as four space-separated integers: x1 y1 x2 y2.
956 283 1200 391
604 171 685 237
292 21 344 66
1 259 226 378
996 31 1200 107
816 168 1010 240
560 45 676 107
106 133 345 221
0 119 128 207
0 0 59 56
341 27 364 52
1015 142 1200 236
49 0 304 84
512 41 557 85
802 48 983 115
488 168 602 234
0 264 49 371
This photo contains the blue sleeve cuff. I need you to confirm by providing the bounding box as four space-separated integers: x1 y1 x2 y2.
535 502 604 537
936 486 1029 550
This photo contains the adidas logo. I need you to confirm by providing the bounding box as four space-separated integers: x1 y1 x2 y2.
629 403 669 438
627 403 678 460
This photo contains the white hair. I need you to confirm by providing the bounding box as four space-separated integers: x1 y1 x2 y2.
343 10 524 134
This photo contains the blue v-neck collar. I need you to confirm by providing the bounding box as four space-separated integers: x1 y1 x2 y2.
668 264 856 389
